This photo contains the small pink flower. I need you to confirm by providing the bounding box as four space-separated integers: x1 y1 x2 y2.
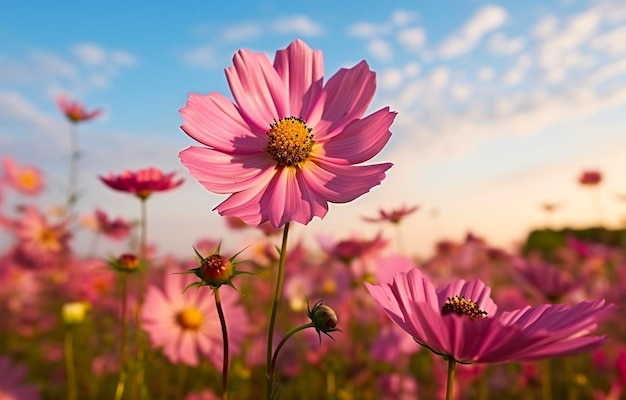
0 356 40 400
15 206 71 264
84 209 132 241
57 95 102 123
141 268 249 367
579 169 602 186
363 204 418 224
365 268 612 363
100 167 183 200
2 157 45 196
179 39 394 228
511 258 578 302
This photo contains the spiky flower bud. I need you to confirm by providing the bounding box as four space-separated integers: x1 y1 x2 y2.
307 299 341 342
109 253 142 273
195 254 233 287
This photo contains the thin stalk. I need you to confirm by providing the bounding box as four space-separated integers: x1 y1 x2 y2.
266 222 291 399
114 272 129 400
394 223 406 256
64 327 77 400
445 358 456 400
542 360 552 400
133 198 149 399
65 123 80 224
270 322 314 376
214 288 229 400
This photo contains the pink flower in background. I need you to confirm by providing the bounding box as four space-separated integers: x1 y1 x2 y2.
184 389 220 400
57 95 102 123
141 269 248 367
2 157 45 196
100 167 183 200
579 169 602 186
365 268 611 364
363 204 418 224
82 209 132 241
179 39 394 227
0 356 40 400
15 206 71 262
511 258 579 302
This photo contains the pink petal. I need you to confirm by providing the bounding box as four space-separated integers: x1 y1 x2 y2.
180 93 266 152
180 146 275 194
178 331 200 366
225 49 287 131
301 160 392 203
318 107 394 165
273 39 324 119
310 60 376 139
438 278 498 317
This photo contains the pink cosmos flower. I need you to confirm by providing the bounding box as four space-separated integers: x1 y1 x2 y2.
179 39 394 228
82 209 132 241
57 95 102 123
511 258 579 302
363 204 418 224
365 268 611 364
579 169 602 186
100 167 183 200
14 205 71 266
0 356 40 400
141 268 248 367
2 157 45 196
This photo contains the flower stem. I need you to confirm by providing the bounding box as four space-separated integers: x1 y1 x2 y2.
270 322 314 377
214 288 229 400
541 360 552 400
65 123 80 224
445 358 456 400
114 272 129 400
64 327 77 400
133 198 149 398
266 222 291 399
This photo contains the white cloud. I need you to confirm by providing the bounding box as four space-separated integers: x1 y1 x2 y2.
391 10 418 26
451 83 472 102
272 15 324 36
488 33 526 55
590 26 626 56
346 22 390 38
221 23 261 42
439 5 508 59
73 43 106 66
380 67 403 90
429 66 450 89
532 15 559 39
367 38 393 62
404 62 421 77
477 67 495 81
589 57 626 85
502 54 532 86
397 27 426 50
183 45 219 69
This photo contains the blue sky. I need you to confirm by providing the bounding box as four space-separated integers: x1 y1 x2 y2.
2 0 626 257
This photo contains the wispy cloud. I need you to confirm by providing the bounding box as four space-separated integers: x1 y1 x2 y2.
438 5 508 59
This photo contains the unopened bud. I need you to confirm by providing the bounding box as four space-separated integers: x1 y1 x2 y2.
110 253 141 273
195 254 233 287
307 300 340 342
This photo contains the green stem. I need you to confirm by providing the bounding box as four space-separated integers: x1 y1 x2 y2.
214 288 229 400
64 327 77 400
114 272 129 400
270 322 314 377
66 123 80 224
542 360 552 400
445 358 456 400
266 222 291 399
133 198 149 399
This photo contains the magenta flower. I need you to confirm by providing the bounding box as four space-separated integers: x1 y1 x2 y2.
179 39 394 227
141 268 248 367
0 356 40 400
365 268 611 364
57 95 102 123
511 258 579 302
363 204 418 224
578 169 602 186
83 209 132 241
100 167 183 200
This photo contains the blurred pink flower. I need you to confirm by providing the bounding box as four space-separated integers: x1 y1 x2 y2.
184 389 220 400
377 373 418 400
100 167 183 200
141 269 248 367
365 268 611 364
179 39 394 228
511 258 579 302
57 95 102 123
2 157 45 196
0 356 40 400
363 204 418 224
83 209 132 241
579 169 602 186
15 206 71 264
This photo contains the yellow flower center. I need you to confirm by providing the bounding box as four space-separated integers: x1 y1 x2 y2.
38 228 61 251
19 171 38 190
441 295 487 321
176 308 203 330
266 117 314 167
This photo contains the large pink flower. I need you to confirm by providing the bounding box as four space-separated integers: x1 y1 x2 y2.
179 39 394 227
100 167 183 200
141 268 248 367
365 268 612 364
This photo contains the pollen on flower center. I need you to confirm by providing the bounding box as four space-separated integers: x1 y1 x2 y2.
441 295 487 321
266 117 314 167
176 308 203 330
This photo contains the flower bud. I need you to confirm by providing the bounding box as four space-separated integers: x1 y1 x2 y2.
195 254 233 287
306 299 340 342
110 253 141 273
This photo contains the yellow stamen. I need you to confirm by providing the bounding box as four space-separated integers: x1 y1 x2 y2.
266 117 314 167
176 308 203 330
441 295 487 321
